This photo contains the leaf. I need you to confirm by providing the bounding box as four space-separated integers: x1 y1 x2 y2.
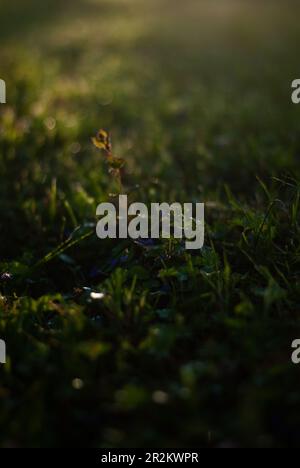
92 128 125 189
92 129 111 153
91 136 106 150
107 154 125 169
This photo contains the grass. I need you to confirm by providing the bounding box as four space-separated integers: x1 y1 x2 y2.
0 0 300 448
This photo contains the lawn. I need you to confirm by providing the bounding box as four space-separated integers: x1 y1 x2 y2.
0 0 300 448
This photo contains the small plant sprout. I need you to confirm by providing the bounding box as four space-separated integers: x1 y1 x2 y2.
0 339 6 364
92 129 125 192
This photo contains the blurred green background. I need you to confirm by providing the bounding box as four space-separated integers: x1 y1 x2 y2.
0 0 300 448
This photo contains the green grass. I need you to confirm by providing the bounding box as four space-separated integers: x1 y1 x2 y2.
0 0 300 448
